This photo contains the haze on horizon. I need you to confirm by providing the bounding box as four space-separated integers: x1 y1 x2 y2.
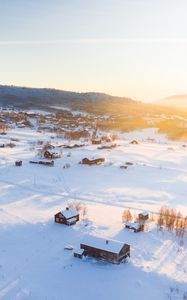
1 0 187 103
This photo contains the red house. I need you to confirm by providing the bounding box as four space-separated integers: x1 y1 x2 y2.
54 207 79 226
74 235 130 264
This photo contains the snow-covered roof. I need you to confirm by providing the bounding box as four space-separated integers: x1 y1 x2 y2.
66 216 78 223
139 211 149 216
81 235 126 254
61 207 78 219
125 222 140 229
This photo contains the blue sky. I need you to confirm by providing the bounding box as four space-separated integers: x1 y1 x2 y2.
1 0 187 101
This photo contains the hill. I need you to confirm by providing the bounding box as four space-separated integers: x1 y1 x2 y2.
0 85 136 112
157 94 187 108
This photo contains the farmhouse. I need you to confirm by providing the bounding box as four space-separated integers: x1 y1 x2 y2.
125 221 144 233
98 143 117 150
15 160 22 166
92 139 101 145
74 235 130 264
54 207 79 225
130 140 139 145
80 157 105 165
29 160 54 166
138 211 149 222
44 150 61 159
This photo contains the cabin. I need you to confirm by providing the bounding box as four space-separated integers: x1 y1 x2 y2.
15 160 22 166
92 139 101 145
120 165 128 169
80 157 105 165
29 160 54 166
54 207 79 226
130 140 139 145
74 235 130 264
125 221 144 233
98 143 117 150
63 144 85 149
138 212 149 222
125 162 133 166
44 150 61 159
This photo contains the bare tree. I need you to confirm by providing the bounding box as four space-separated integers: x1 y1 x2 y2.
122 209 132 222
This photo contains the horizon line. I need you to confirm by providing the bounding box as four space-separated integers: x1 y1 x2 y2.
1 37 187 46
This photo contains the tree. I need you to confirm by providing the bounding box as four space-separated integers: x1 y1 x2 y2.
122 209 132 222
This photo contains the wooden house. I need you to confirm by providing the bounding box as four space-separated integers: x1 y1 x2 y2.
15 160 22 166
44 150 61 159
92 139 101 145
98 143 117 150
29 160 54 166
74 235 130 264
138 212 149 222
54 207 79 226
80 157 105 165
125 221 144 233
130 140 139 145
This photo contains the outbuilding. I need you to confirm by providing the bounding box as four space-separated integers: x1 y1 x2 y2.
138 212 149 222
54 207 79 226
125 221 144 233
15 160 22 166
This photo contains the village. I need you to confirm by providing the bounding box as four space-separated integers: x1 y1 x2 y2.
0 110 187 300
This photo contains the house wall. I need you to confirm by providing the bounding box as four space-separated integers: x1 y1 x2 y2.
80 244 119 264
119 244 130 260
54 212 79 225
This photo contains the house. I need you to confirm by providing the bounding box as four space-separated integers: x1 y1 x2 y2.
80 157 105 165
125 221 144 233
120 165 128 169
74 235 130 264
54 207 79 225
44 150 61 159
98 143 117 150
15 160 22 166
29 160 54 166
92 139 101 145
138 212 149 222
130 140 139 145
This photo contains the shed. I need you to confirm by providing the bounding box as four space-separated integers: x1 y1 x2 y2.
138 212 149 222
75 235 130 264
125 221 144 233
130 140 139 145
15 160 22 167
29 160 54 166
44 150 61 159
92 139 101 145
80 157 105 165
54 207 79 225
98 143 117 150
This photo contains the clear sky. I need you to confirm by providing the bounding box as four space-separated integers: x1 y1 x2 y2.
0 0 187 102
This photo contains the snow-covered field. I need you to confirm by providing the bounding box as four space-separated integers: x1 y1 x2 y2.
0 127 186 300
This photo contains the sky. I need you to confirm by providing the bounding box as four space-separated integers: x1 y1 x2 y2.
0 0 187 102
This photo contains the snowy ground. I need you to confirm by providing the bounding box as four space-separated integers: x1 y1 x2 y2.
0 127 186 299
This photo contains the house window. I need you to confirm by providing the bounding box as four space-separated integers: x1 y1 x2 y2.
56 217 59 222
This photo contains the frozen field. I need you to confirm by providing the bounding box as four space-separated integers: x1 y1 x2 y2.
0 127 186 299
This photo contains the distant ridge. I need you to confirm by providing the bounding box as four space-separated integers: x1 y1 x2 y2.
0 85 137 111
157 94 187 108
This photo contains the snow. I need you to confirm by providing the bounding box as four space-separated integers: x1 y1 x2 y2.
125 222 141 230
81 235 126 254
61 207 78 219
140 211 149 217
0 125 186 299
